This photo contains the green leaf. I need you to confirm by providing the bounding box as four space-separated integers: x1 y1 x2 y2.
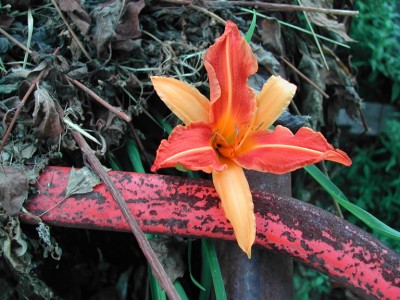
245 10 257 43
148 265 167 300
0 83 19 94
174 281 189 300
304 164 400 240
188 239 206 292
201 240 227 300
127 138 145 173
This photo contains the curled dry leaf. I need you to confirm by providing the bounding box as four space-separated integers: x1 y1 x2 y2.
56 0 91 35
301 0 354 42
32 87 65 138
65 166 101 199
0 166 28 215
114 0 145 41
260 18 283 55
91 0 145 57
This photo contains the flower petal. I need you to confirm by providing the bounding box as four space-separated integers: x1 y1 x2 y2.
234 125 352 174
151 122 225 173
212 159 255 257
204 21 257 140
254 76 297 130
151 76 209 125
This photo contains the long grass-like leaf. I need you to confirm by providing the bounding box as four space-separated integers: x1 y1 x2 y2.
245 9 257 42
23 8 33 69
239 8 350 48
188 239 206 292
202 240 227 300
297 0 329 69
127 138 146 173
304 164 400 239
174 281 189 300
199 241 212 300
148 265 167 300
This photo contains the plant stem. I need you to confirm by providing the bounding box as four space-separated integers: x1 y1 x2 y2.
71 130 180 300
0 47 61 155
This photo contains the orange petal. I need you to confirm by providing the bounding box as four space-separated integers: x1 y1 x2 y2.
151 122 225 173
234 125 352 174
254 76 297 130
204 21 257 140
151 76 209 125
212 159 255 257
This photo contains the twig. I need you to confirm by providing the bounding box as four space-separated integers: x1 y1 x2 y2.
221 1 359 16
280 56 330 99
71 130 180 300
298 0 329 70
67 77 132 123
128 122 153 169
50 0 92 61
0 47 61 154
0 27 33 54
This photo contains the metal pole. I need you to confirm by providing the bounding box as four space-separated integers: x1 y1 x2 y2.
216 171 293 299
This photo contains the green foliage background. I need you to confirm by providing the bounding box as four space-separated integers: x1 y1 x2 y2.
294 0 400 298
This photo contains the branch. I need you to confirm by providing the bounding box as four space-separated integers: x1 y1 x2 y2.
70 130 179 300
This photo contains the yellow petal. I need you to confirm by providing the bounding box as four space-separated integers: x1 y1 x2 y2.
151 76 209 125
212 159 255 257
254 76 297 130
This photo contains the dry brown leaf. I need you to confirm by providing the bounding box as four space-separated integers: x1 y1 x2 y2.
57 0 91 35
260 19 283 55
91 0 122 58
0 166 28 215
32 87 65 138
301 0 354 42
114 0 145 41
91 0 144 58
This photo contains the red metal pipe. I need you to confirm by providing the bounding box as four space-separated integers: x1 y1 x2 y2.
23 166 400 299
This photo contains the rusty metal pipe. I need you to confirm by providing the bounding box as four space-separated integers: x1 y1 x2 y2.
23 167 400 299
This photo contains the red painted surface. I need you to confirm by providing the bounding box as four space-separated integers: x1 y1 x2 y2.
24 167 400 299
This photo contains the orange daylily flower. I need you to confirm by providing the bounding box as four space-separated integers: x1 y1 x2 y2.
150 21 351 257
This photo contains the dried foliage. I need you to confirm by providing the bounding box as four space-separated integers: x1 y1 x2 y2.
0 0 361 298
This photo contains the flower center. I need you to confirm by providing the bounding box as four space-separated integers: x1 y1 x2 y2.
210 130 239 159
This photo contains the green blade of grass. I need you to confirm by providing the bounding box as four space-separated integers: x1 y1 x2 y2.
148 265 167 300
245 9 257 43
106 152 123 171
174 281 189 300
188 239 206 292
304 164 400 240
127 138 145 173
297 0 329 70
23 8 33 69
198 241 212 300
201 240 227 300
239 8 350 48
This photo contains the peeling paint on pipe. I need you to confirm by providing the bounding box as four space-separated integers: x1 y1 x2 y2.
23 167 400 299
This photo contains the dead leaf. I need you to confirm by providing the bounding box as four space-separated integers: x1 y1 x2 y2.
32 87 65 138
276 110 311 132
91 0 122 58
259 18 283 55
57 0 91 35
91 0 144 58
0 166 28 215
65 167 101 199
298 48 327 129
114 0 145 41
0 15 14 28
148 236 185 282
325 55 362 131
301 0 354 42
